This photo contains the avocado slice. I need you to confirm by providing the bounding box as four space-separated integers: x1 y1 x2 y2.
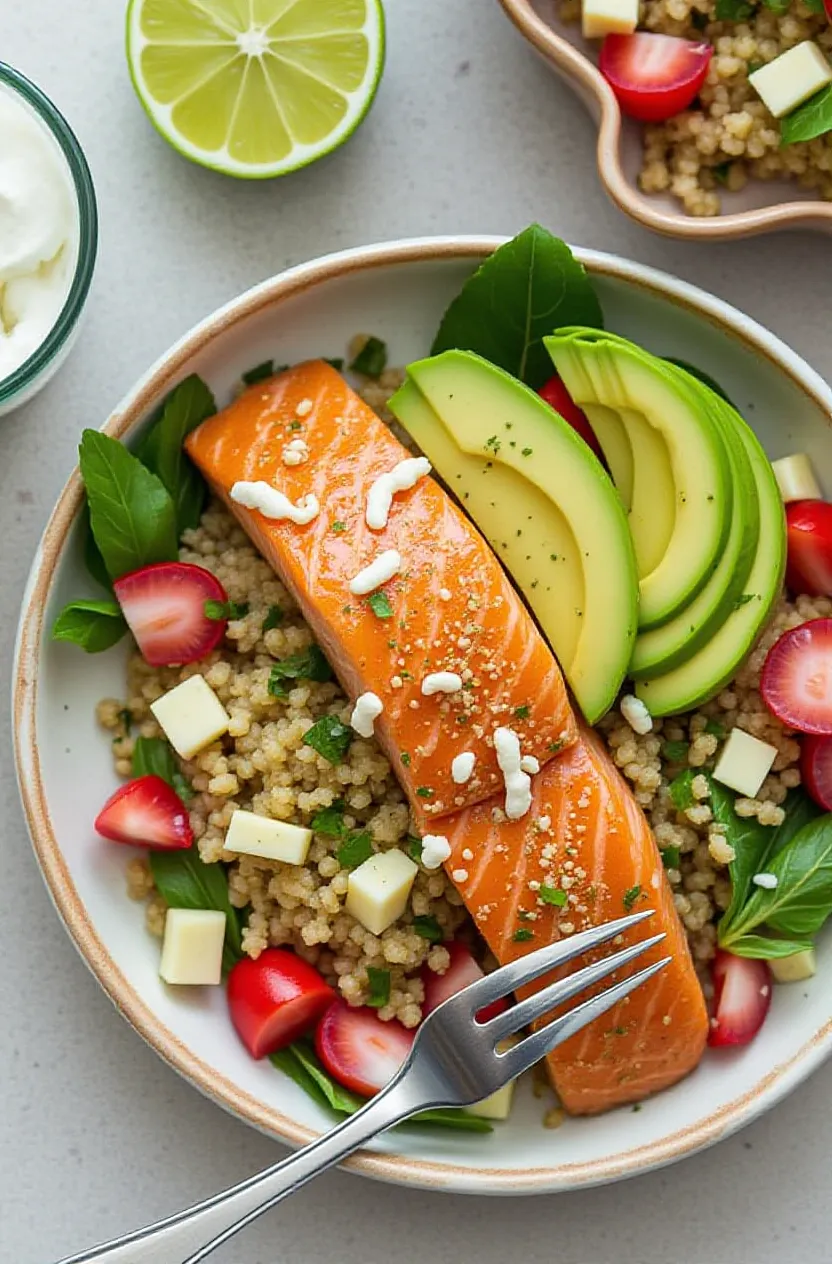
630 380 760 679
582 402 634 508
390 351 639 724
635 409 785 716
545 328 733 630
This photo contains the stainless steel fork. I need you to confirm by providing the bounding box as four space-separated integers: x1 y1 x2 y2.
58 910 667 1264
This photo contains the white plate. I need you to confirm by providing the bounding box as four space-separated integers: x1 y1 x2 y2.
14 237 832 1194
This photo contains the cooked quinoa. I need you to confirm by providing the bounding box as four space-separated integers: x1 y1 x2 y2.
560 0 832 216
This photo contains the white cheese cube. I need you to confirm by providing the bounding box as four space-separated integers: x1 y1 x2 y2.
159 908 226 985
582 0 638 39
225 809 312 865
469 1079 517 1121
749 41 832 119
772 453 822 503
713 727 777 798
150 675 230 759
346 849 418 937
770 947 816 983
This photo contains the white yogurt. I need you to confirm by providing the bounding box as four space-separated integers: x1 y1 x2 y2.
0 83 79 384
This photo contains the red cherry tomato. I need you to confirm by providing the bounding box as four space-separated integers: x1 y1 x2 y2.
538 375 605 462
227 949 335 1059
599 33 713 123
786 500 832 597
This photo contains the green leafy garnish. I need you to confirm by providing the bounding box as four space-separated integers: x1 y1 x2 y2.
412 914 443 942
728 933 813 959
367 591 394 619
241 359 275 385
262 605 283 632
539 885 568 907
149 848 243 974
513 928 535 942
803 0 825 12
132 735 193 802
663 358 734 406
51 600 128 653
366 967 391 1008
310 800 346 837
269 646 334 694
324 357 345 372
416 787 434 799
303 715 353 763
349 336 388 378
623 885 642 912
761 0 790 12
662 740 690 763
401 752 411 767
704 720 726 738
781 82 832 146
331 521 347 533
715 0 755 18
336 832 374 869
134 375 216 534
81 504 113 591
514 705 530 719
711 161 733 185
669 769 697 811
407 835 424 863
661 846 681 869
204 599 250 621
431 224 604 390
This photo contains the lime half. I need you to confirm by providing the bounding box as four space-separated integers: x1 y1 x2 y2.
126 0 385 178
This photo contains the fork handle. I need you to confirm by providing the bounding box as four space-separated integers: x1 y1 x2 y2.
56 1077 421 1264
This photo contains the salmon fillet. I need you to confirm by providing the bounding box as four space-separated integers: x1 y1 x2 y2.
443 726 708 1113
186 361 577 820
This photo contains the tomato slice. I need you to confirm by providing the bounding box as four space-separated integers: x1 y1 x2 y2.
786 500 832 597
599 33 713 123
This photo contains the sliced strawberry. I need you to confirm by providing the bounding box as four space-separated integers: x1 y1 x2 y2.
315 1000 415 1096
786 500 832 597
113 561 229 667
227 950 334 1059
538 375 605 462
761 619 832 735
599 33 713 124
95 775 193 850
801 735 832 810
421 941 508 1023
708 950 772 1047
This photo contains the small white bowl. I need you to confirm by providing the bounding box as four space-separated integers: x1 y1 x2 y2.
14 237 832 1194
0 62 97 415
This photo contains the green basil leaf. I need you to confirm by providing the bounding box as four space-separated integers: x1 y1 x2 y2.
336 831 374 870
51 600 128 653
81 503 113 591
262 605 283 632
303 715 353 763
79 430 179 581
290 1040 367 1112
669 769 697 811
403 1110 492 1133
270 645 334 688
349 336 388 378
366 967 391 1008
729 933 814 959
431 224 604 390
269 1045 331 1110
311 800 346 837
149 848 243 972
241 359 275 386
727 813 832 940
132 735 193 802
136 375 216 534
412 915 443 942
781 81 832 146
367 591 394 619
663 358 734 406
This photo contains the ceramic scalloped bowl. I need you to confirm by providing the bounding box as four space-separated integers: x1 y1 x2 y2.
499 0 832 239
14 237 832 1195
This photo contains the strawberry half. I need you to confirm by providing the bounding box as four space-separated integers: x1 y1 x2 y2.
421 941 508 1023
95 775 193 850
708 950 772 1048
786 500 832 597
760 618 832 735
801 734 832 810
538 374 605 462
113 561 229 667
315 1000 415 1096
599 33 713 123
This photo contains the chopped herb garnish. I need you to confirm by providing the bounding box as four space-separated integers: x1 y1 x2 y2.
416 786 434 799
289 420 302 431
367 591 394 619
661 846 682 869
413 915 443 942
118 708 133 732
539 885 568 907
521 447 533 457
331 521 347 533
513 928 535 942
514 705 530 719
336 831 374 869
662 740 689 763
711 160 733 185
407 835 423 863
715 0 755 18
366 967 391 1008
669 769 697 811
324 357 345 371
269 645 334 693
241 359 275 386
349 335 388 378
484 435 501 453
204 599 250 621
623 884 642 912
548 739 565 754
733 593 756 610
704 719 726 738
311 800 346 837
261 605 283 632
401 752 412 767
303 715 353 764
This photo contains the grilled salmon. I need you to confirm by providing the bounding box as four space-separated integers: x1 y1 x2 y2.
443 726 708 1113
185 361 577 819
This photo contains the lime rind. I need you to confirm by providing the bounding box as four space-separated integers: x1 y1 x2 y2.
126 0 385 179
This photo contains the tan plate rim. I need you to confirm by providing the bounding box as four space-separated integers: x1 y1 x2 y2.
13 235 832 1194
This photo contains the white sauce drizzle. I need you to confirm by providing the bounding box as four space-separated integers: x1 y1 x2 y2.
348 549 402 595
365 457 431 530
422 671 463 696
230 481 319 525
494 726 532 821
349 691 383 738
451 752 476 784
421 834 452 870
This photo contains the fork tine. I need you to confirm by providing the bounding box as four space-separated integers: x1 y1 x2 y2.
487 932 667 1044
499 957 672 1082
456 909 655 1016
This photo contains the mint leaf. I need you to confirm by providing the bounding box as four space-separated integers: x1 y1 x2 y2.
412 914 443 942
79 430 179 581
270 645 333 689
51 600 127 653
431 225 603 390
241 359 274 385
336 831 374 869
366 967 391 1008
149 848 243 973
304 716 353 763
134 375 216 534
311 800 346 837
262 605 283 631
367 591 394 619
669 769 697 811
781 81 832 146
539 885 568 907
349 336 388 378
204 599 249 621
513 928 535 942
132 735 193 802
